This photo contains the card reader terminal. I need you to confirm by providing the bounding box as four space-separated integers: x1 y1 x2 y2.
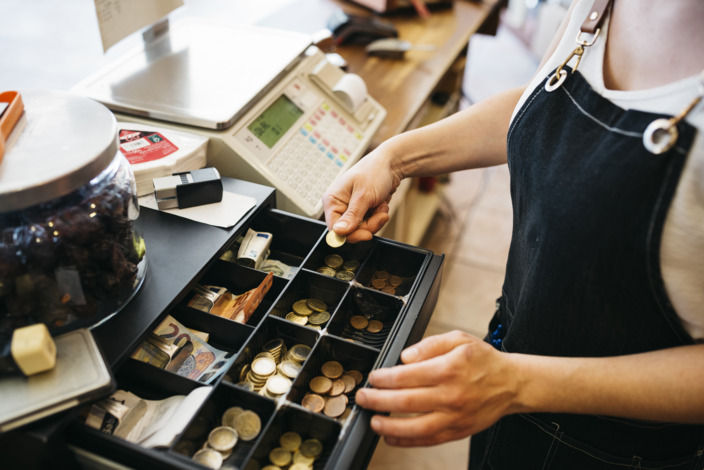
73 20 386 219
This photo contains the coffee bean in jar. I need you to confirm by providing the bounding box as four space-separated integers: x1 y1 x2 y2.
0 90 147 336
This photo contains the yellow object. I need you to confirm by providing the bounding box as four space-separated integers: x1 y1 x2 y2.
11 324 57 376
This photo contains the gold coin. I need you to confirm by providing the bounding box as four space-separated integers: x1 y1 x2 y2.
324 395 348 418
293 450 316 465
234 410 262 441
389 275 403 287
371 278 387 289
251 356 277 376
292 300 314 316
375 270 390 280
285 311 309 326
306 298 327 312
324 254 344 269
344 370 364 385
269 447 292 467
288 344 311 363
221 406 244 428
321 360 344 379
326 230 346 248
266 375 293 395
329 378 346 396
307 311 331 326
309 324 322 331
382 286 396 295
341 374 357 394
349 315 369 330
280 431 302 452
278 360 302 379
316 266 336 276
309 376 333 395
301 393 326 413
290 463 312 470
264 338 284 353
342 260 360 272
300 438 324 459
366 320 384 333
335 270 354 281
208 426 238 452
193 448 223 469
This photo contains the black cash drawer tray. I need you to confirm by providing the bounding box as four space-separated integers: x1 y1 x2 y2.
65 179 444 470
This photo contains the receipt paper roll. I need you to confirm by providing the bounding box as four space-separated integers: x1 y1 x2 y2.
333 73 367 113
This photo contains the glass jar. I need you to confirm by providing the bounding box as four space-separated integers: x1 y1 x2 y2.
0 90 147 336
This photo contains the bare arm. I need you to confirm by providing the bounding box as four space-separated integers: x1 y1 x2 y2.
323 86 523 241
358 332 704 447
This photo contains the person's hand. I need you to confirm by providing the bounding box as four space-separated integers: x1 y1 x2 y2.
355 330 522 447
323 144 403 243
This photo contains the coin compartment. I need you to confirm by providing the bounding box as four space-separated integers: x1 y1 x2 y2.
169 383 276 469
223 316 318 393
302 237 375 280
288 335 379 418
181 259 288 328
269 270 348 329
247 405 341 470
356 240 430 297
222 208 325 273
326 287 404 349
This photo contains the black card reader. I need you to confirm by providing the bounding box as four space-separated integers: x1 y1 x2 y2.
153 167 223 210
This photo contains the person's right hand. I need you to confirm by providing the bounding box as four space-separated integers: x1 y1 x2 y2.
323 143 403 243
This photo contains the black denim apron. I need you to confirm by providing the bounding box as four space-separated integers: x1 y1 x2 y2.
468 68 704 469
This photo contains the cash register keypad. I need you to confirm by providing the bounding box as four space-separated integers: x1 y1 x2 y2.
267 103 363 207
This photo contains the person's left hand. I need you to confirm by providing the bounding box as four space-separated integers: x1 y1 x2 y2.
355 330 521 447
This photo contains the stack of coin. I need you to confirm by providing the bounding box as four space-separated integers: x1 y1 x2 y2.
256 431 324 470
301 361 364 420
187 406 262 469
285 298 332 330
368 270 403 295
316 254 360 282
237 340 311 397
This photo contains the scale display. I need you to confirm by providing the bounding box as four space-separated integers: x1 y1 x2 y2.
247 95 303 149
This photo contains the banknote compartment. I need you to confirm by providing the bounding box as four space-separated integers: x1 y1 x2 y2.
356 241 430 297
222 208 325 274
326 287 404 349
124 305 242 386
223 316 318 393
246 405 341 470
169 383 276 469
181 259 288 328
288 335 379 417
302 237 375 280
269 270 348 329
69 364 208 469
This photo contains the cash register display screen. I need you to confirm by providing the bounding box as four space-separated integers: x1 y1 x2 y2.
248 95 303 149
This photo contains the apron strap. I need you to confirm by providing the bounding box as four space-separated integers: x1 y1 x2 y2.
581 0 611 34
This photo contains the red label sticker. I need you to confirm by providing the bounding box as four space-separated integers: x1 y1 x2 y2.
119 129 179 164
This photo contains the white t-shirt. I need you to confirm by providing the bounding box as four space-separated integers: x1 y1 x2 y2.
513 0 704 340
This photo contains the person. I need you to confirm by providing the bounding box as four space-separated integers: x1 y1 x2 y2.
322 0 704 468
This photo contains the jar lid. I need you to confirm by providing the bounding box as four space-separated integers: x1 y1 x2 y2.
0 90 117 212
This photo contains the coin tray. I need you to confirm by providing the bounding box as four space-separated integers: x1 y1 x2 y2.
64 182 444 470
302 237 375 279
180 259 288 328
288 335 379 416
248 406 341 470
327 287 404 349
269 270 348 328
225 208 326 273
356 240 429 297
169 383 277 469
224 316 318 389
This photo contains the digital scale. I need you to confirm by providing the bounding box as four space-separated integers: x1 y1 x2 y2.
74 18 386 218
